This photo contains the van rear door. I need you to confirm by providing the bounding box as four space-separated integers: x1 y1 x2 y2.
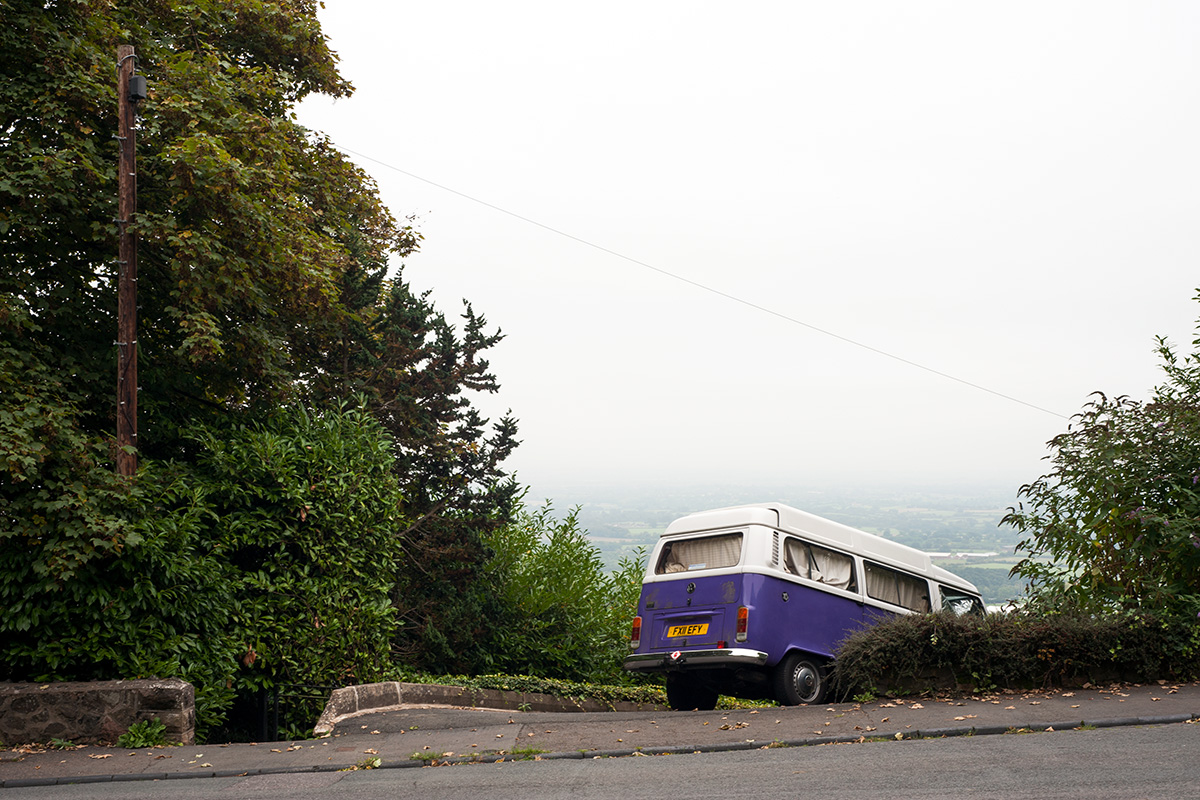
642 576 740 651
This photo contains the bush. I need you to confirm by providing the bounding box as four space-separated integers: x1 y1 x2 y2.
1006 318 1200 616
188 402 406 740
481 504 645 684
0 434 242 739
1 399 407 739
832 610 1200 696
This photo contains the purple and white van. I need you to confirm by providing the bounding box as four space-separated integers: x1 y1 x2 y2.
623 504 984 710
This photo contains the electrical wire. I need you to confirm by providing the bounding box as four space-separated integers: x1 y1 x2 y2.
333 144 1070 421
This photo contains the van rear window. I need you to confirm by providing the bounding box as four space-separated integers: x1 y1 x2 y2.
656 533 743 574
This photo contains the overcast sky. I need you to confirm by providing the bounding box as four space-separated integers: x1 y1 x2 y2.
297 1 1200 499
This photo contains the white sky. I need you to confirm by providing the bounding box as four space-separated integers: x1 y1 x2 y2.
297 1 1200 496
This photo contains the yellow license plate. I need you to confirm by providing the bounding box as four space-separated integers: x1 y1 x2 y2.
666 623 708 637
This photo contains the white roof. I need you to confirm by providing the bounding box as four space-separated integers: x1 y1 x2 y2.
662 503 978 593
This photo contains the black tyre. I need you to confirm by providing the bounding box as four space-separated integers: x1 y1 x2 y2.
773 653 828 705
665 673 719 711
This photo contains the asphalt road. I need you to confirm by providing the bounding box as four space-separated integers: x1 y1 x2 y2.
6 720 1196 800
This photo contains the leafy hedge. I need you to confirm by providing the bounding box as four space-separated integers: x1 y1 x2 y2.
0 400 405 739
832 610 1200 695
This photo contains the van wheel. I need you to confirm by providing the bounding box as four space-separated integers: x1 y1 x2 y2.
666 673 719 711
774 653 828 705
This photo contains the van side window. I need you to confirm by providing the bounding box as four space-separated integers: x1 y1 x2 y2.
940 586 984 616
656 533 743 574
864 561 930 612
782 538 857 591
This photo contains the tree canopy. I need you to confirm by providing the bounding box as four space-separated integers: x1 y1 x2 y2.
1006 303 1200 616
1 0 521 729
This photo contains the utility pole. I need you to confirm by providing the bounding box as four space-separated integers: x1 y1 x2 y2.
116 45 144 477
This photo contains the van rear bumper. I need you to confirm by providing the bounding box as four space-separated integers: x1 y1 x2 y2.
623 648 770 672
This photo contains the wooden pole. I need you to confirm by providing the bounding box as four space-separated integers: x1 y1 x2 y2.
116 45 138 476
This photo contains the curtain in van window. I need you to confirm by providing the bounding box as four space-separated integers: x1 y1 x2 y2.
658 533 742 573
783 539 855 590
864 562 930 612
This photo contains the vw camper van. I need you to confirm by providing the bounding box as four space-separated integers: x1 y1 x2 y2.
623 504 983 710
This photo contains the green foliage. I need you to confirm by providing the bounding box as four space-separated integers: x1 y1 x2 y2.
0 301 133 588
1005 306 1200 615
0 302 241 733
305 267 522 673
118 717 169 748
1 0 407 451
833 610 1200 695
480 505 646 684
0 401 406 738
852 688 878 704
2 0 522 727
403 673 667 708
0 451 242 737
190 402 406 695
1 0 541 745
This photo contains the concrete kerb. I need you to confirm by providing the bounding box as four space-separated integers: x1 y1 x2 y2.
312 682 662 736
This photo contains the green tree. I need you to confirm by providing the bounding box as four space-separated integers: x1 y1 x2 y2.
306 274 520 672
1005 307 1200 615
2 0 521 686
0 0 414 453
482 505 646 684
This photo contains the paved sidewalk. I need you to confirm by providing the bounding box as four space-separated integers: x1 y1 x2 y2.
3 681 1198 788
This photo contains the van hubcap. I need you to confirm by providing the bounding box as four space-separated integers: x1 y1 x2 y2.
793 664 817 697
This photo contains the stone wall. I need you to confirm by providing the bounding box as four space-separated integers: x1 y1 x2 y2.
0 679 195 746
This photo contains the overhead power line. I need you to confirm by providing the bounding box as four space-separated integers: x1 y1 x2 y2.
333 144 1070 421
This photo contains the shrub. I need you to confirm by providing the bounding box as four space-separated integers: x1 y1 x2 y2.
482 504 645 684
1 399 407 739
832 609 1200 696
1006 317 1200 616
0 446 241 738
191 403 406 713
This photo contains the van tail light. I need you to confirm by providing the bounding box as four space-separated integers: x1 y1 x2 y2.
630 616 642 650
736 606 749 642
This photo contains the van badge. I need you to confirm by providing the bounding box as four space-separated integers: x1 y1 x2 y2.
686 582 696 594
